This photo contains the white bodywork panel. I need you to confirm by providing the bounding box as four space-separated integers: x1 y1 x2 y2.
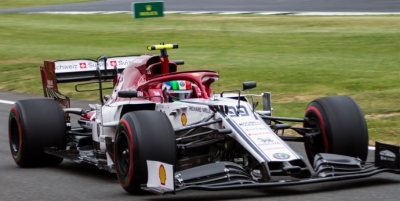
92 100 155 155
157 97 300 163
146 160 175 192
91 95 299 164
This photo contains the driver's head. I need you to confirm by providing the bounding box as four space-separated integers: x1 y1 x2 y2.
162 80 192 102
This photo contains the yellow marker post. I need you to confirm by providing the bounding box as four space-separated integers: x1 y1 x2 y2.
147 44 178 51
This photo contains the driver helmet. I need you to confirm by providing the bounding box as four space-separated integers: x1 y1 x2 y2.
162 80 192 102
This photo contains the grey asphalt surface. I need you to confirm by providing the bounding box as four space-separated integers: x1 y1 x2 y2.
1 0 400 200
0 0 400 13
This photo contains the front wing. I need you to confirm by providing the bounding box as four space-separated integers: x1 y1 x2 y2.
142 141 400 195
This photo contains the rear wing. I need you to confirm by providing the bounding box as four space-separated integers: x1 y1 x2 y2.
40 55 141 107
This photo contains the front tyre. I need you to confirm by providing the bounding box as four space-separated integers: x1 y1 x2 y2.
8 99 66 167
303 95 368 164
114 111 176 195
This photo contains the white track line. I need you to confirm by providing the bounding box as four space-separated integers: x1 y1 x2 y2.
102 11 130 14
217 11 254 15
256 12 296 15
0 100 15 105
295 12 400 16
29 11 104 14
25 11 400 15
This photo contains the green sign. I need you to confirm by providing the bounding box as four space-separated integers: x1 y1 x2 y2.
132 1 164 19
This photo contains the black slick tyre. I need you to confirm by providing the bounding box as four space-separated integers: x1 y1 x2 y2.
114 110 176 195
8 98 66 167
303 95 368 164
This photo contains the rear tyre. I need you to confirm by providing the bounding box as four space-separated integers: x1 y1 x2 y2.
8 99 66 167
303 95 368 164
114 110 176 195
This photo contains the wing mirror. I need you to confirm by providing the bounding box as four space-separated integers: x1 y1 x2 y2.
243 81 256 90
118 90 138 98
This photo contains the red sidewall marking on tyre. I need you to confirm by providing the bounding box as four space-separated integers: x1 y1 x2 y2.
119 119 134 188
306 106 329 153
9 107 23 163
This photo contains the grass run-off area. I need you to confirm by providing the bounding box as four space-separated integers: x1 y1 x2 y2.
1 13 400 145
0 0 98 10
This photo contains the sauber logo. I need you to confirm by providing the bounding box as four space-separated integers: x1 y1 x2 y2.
79 62 87 69
110 60 117 67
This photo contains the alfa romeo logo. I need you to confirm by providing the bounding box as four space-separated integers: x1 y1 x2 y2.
273 153 290 159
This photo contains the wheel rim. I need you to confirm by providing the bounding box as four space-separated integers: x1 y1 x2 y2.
304 115 325 160
116 131 130 177
10 118 20 155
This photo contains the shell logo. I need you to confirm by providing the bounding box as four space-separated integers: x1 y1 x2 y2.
181 113 187 126
159 164 166 185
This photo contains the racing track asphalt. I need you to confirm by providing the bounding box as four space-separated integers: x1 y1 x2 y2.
0 0 400 13
0 90 399 201
1 0 400 200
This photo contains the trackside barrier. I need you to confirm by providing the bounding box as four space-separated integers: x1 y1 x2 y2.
132 1 164 19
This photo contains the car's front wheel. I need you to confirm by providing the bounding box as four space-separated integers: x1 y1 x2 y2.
114 110 176 194
303 95 369 164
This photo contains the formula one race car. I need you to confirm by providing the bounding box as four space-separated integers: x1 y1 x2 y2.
8 43 400 195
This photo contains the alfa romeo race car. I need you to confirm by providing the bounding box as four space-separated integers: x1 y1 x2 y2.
8 43 400 195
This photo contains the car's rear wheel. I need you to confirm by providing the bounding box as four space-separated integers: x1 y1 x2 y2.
9 99 66 167
303 95 369 164
114 110 176 195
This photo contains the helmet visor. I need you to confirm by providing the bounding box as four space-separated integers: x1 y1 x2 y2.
166 90 192 101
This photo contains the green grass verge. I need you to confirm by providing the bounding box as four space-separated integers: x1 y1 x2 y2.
1 13 400 144
0 0 99 10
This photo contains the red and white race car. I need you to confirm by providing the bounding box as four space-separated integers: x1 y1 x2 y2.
8 43 400 195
